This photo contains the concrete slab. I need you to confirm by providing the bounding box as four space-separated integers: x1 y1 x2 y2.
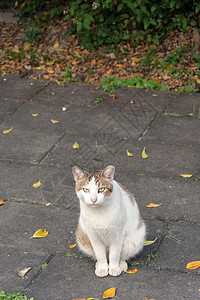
150 222 200 274
31 82 108 106
101 86 176 112
0 99 22 123
167 92 200 115
0 77 47 101
0 247 47 293
141 114 200 146
0 202 77 254
25 256 200 300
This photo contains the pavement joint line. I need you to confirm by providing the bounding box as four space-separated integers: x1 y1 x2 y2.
23 253 55 293
37 132 68 165
0 101 26 126
138 111 163 141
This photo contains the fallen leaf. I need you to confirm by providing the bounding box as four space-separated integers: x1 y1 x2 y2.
196 78 200 84
32 180 41 188
186 261 200 270
87 298 99 300
142 147 149 159
51 119 60 124
2 127 13 134
61 106 67 111
109 94 116 99
55 79 63 86
73 142 79 149
68 243 77 249
24 252 29 254
126 149 133 157
31 113 38 117
146 203 162 208
54 41 59 49
144 237 158 246
131 100 134 104
45 202 52 207
72 299 85 300
180 174 192 178
17 267 31 278
0 199 5 206
30 229 48 239
124 268 138 274
46 68 55 74
103 287 116 299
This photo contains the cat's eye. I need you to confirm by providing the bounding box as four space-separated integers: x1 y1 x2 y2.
83 188 89 193
98 187 105 193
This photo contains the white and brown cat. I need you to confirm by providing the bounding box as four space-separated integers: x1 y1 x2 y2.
72 165 146 277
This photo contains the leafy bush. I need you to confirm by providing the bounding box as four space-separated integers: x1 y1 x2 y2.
4 0 200 49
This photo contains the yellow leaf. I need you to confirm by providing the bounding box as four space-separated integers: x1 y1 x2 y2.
46 68 55 74
2 127 13 134
126 149 133 157
124 268 138 274
67 243 77 249
46 61 55 66
0 199 5 206
55 79 63 86
32 180 41 188
87 298 99 300
54 41 59 49
144 237 158 246
45 203 52 207
103 287 116 299
131 100 134 104
51 119 60 124
34 65 45 70
180 174 192 178
17 267 31 278
23 42 31 51
31 113 38 117
186 261 200 270
24 252 29 254
196 78 200 84
146 203 162 208
30 229 48 239
73 142 79 149
142 147 149 159
14 1 18 8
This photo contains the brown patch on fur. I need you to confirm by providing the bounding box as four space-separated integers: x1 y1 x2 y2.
76 170 113 196
76 222 94 253
96 175 113 196
137 213 144 230
117 181 135 205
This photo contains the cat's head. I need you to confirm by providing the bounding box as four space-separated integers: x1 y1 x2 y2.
72 165 115 208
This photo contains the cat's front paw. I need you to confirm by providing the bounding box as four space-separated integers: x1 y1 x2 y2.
109 266 121 277
95 267 108 277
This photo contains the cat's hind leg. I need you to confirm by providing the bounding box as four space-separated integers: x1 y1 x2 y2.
76 223 95 257
120 224 146 263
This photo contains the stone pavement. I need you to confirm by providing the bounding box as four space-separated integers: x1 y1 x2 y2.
0 77 199 300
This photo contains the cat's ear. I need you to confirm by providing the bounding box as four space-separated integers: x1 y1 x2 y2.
101 165 115 181
72 166 86 182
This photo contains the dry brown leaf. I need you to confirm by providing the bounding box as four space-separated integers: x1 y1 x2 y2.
103 287 116 299
17 267 31 278
109 94 116 99
186 261 200 270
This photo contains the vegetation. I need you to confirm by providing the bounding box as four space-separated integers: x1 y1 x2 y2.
0 0 200 92
0 291 33 300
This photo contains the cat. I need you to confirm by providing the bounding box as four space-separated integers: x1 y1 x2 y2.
72 165 146 277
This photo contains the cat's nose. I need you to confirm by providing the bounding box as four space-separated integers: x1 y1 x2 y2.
91 198 97 203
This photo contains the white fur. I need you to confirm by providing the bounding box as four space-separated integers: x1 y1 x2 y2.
76 178 146 277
